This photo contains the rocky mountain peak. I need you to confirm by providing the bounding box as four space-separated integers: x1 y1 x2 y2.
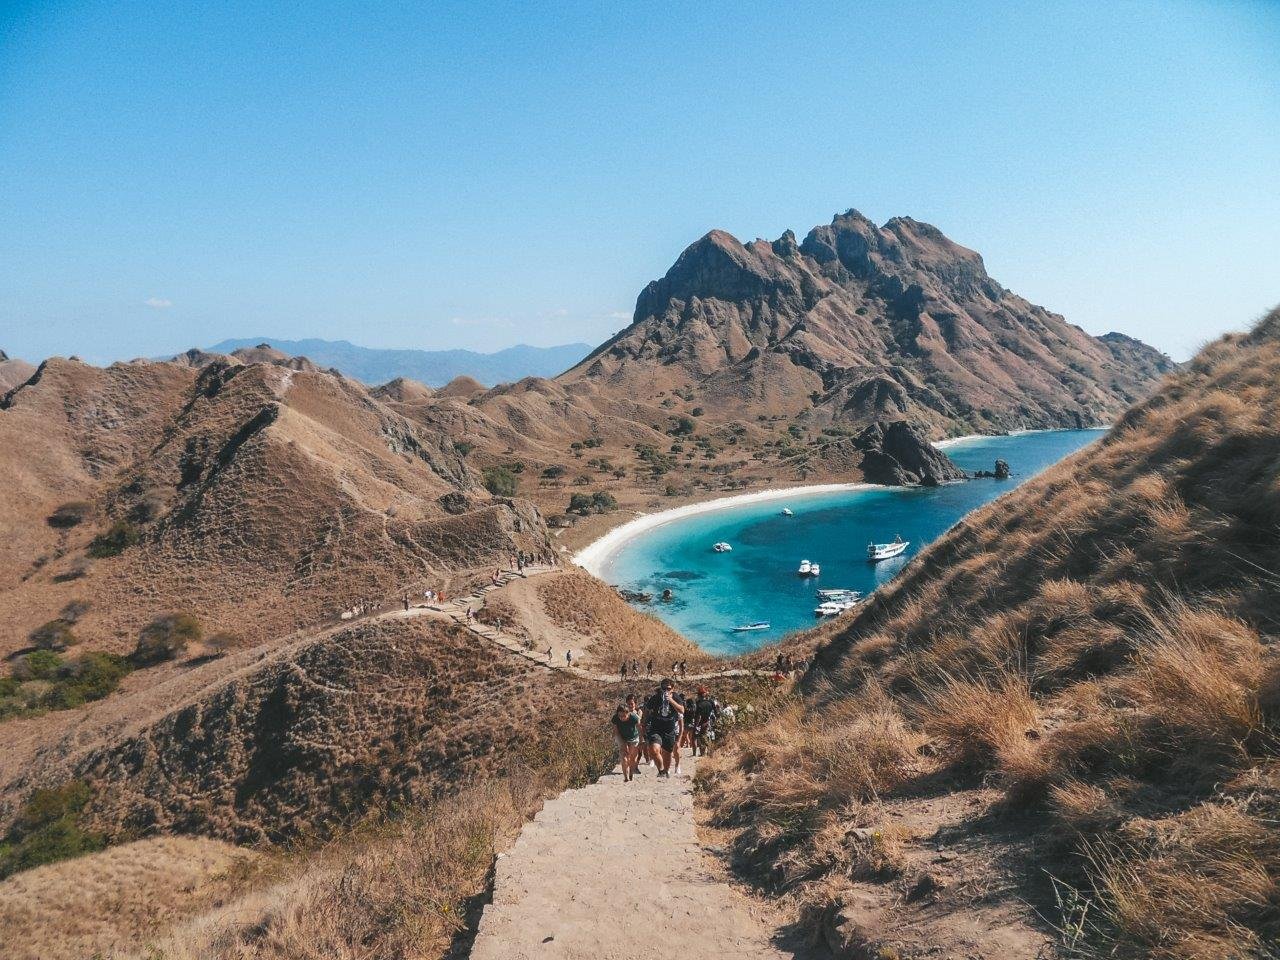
561 205 1174 438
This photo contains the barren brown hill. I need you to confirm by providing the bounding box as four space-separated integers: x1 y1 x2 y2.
564 211 1174 437
702 307 1280 959
0 350 36 393
0 355 552 660
375 212 1170 525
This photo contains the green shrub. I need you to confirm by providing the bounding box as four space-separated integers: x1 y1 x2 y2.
87 520 140 558
482 465 519 497
453 440 474 456
15 649 63 681
590 491 617 511
29 618 79 651
42 652 130 709
47 501 94 529
541 465 566 479
691 407 704 417
133 612 202 665
0 780 105 878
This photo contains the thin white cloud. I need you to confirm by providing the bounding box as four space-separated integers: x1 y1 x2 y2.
144 297 173 309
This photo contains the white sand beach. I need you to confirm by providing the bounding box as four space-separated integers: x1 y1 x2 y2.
573 482 876 577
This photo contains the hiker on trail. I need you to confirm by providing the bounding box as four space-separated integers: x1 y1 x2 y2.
680 660 688 677
467 607 474 622
620 661 628 681
690 686 721 757
627 693 651 767
546 646 553 662
611 702 642 782
403 595 410 612
566 649 573 667
646 658 654 676
642 679 685 778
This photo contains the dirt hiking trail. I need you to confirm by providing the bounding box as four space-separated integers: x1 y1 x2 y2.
469 753 793 960
387 564 767 685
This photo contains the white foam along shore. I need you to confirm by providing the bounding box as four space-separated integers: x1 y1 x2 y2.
572 483 876 577
932 433 985 449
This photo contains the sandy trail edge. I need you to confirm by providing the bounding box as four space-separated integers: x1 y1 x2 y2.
469 753 793 960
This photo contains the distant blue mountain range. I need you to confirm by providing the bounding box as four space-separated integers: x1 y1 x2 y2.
201 337 593 387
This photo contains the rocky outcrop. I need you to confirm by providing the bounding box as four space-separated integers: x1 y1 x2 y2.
854 420 966 486
973 458 1011 479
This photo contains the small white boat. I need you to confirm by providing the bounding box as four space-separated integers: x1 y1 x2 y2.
810 562 821 576
867 537 910 562
815 598 860 616
713 541 733 553
798 559 820 577
781 508 793 516
732 621 770 632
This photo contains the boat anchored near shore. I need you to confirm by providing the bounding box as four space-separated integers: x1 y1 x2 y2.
731 621 770 632
713 541 732 552
867 536 910 562
797 559 820 577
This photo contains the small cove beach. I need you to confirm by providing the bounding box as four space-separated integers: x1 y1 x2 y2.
576 429 1107 654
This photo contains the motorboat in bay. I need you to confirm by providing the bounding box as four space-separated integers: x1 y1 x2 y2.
815 597 860 616
867 536 910 562
781 507 793 516
798 559 820 577
713 541 733 553
816 588 861 602
732 621 770 632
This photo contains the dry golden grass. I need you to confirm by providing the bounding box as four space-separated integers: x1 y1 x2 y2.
3 716 615 960
0 836 260 960
914 670 1038 770
703 309 1280 956
1080 800 1278 960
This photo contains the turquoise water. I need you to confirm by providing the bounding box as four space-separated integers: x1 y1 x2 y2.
601 429 1106 655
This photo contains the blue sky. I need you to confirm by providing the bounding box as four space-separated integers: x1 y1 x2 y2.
1 1 1277 364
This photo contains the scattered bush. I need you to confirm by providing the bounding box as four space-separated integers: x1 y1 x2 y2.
482 465 519 497
13 649 63 682
53 557 92 582
541 465 566 480
204 631 241 657
47 500 93 529
567 491 618 515
0 780 105 878
41 652 130 710
60 599 91 622
133 612 203 665
129 491 167 523
453 440 474 456
28 618 79 651
87 520 140 558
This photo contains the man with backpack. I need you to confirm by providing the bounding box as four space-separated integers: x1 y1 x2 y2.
641 678 685 778
690 685 721 756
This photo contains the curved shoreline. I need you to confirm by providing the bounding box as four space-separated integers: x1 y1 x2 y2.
572 482 877 577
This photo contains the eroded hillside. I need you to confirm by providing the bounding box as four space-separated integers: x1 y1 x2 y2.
0 356 551 659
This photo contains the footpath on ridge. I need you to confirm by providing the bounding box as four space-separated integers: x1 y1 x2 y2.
377 563 768 685
469 753 792 960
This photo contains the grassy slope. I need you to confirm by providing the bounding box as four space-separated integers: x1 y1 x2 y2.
702 310 1280 959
